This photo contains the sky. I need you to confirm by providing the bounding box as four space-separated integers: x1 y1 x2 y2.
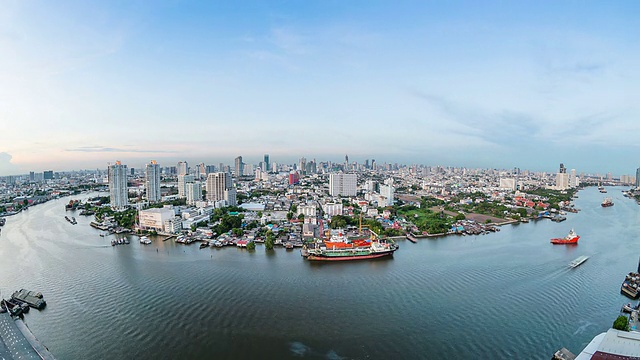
1 0 639 176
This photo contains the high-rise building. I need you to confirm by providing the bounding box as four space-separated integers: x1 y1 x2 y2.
329 173 357 196
234 156 243 178
43 170 54 180
186 181 202 205
299 157 307 176
178 174 195 199
636 168 640 188
108 161 128 210
289 171 300 185
177 161 189 176
264 154 270 172
556 163 569 190
206 172 235 205
145 160 161 203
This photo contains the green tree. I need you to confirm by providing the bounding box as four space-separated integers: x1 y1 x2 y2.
613 315 629 331
297 214 305 221
232 228 243 237
246 241 256 250
455 213 466 221
286 212 293 221
265 230 274 251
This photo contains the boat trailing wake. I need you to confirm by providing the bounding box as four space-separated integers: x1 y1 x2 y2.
289 342 346 359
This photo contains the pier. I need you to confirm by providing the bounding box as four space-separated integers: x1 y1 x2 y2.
0 309 55 360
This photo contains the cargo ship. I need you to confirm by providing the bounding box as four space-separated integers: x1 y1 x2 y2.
550 229 579 245
301 230 399 261
601 198 614 207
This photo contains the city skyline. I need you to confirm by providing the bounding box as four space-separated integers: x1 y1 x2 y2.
1 1 639 176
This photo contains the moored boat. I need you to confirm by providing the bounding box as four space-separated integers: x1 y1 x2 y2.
601 198 614 207
622 259 640 299
301 240 398 261
550 229 580 245
139 236 152 244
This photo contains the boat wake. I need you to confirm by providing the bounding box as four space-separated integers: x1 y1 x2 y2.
289 342 346 359
572 320 596 336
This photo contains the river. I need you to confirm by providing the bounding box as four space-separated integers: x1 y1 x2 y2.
0 186 637 359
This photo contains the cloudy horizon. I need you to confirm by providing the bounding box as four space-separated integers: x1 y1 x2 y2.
1 1 638 176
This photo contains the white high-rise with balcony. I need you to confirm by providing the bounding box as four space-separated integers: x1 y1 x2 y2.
145 160 161 203
178 174 195 199
108 161 128 210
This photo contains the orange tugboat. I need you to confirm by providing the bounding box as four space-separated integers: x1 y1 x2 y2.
550 229 579 245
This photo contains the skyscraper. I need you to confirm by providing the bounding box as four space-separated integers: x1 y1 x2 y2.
108 161 128 210
145 160 161 203
636 168 640 188
186 182 202 205
177 161 188 176
178 174 195 199
556 163 569 190
234 156 243 178
206 172 235 205
264 154 270 172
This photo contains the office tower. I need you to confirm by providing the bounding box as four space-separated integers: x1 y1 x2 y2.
145 160 161 203
234 156 243 178
43 170 54 180
556 163 569 190
264 154 270 172
205 165 216 174
299 157 307 176
636 168 640 188
177 161 188 176
206 172 235 205
329 173 357 196
108 161 128 210
178 174 195 199
186 181 202 205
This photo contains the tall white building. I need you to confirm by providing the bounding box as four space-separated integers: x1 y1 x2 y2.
234 156 243 178
186 181 202 205
177 161 189 176
379 179 395 207
178 174 195 199
329 173 357 197
145 160 161 203
108 161 128 210
555 163 569 190
206 172 236 205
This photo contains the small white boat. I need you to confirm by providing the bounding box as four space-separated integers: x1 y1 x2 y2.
140 236 152 245
569 255 589 268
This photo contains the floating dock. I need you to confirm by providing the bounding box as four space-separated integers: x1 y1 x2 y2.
569 256 589 268
12 290 46 310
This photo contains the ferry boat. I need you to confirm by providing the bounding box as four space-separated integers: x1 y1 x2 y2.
139 236 152 244
550 229 579 245
569 255 589 268
601 198 614 207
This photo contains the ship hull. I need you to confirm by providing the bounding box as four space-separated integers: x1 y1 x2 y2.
550 239 579 244
304 250 396 261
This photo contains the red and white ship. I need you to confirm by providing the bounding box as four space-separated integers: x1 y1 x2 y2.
550 229 580 245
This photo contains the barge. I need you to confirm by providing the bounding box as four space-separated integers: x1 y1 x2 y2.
11 289 46 310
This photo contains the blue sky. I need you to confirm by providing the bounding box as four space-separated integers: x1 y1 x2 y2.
1 1 639 176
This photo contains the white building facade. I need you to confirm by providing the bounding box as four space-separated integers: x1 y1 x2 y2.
108 161 128 210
